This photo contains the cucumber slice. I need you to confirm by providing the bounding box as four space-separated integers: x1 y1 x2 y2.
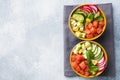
92 44 97 52
94 47 101 58
75 10 87 17
72 14 84 22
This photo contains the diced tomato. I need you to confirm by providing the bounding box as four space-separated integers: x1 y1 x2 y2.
85 28 91 34
79 70 85 75
86 34 93 38
75 66 81 72
99 21 104 27
79 61 87 70
97 28 102 34
88 23 93 29
85 71 89 76
72 62 78 69
93 20 98 28
71 54 76 62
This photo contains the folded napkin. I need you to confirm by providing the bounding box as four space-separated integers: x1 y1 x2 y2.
64 3 115 79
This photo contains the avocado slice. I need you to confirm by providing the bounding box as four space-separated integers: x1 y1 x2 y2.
94 11 100 19
94 47 101 58
94 51 103 61
92 44 97 52
93 46 98 55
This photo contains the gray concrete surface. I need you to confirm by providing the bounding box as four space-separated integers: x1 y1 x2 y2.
0 0 119 80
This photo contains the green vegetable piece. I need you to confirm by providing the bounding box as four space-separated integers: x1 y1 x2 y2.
86 50 99 75
87 13 94 22
72 14 84 22
75 10 87 17
90 65 99 72
86 50 94 66
95 16 104 21
94 11 100 19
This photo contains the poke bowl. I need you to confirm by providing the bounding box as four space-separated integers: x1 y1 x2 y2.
68 4 106 40
70 41 108 78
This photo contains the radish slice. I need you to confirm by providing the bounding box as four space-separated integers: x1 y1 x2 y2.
99 66 105 71
82 6 92 11
89 5 98 13
98 57 104 64
80 6 93 13
81 7 91 13
97 59 106 67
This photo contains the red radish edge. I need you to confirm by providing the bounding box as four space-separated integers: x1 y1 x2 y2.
82 6 92 11
81 7 91 13
89 5 98 13
99 66 105 71
98 57 104 64
97 59 106 67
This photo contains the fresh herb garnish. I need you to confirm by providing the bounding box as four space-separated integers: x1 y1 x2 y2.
86 50 99 75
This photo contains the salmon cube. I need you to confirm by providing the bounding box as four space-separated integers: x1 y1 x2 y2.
71 54 76 62
72 62 78 69
85 71 90 76
79 61 87 70
76 54 84 62
85 66 89 72
79 70 85 75
75 66 81 72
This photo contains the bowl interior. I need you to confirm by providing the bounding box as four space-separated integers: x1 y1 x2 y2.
70 41 108 78
68 4 106 40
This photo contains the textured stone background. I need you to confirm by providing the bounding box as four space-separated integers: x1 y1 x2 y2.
0 0 119 80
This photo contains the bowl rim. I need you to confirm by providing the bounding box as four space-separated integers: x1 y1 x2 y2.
68 4 106 40
69 41 108 78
